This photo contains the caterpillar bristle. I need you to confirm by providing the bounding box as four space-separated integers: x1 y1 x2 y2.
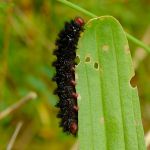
52 17 84 135
52 76 57 82
53 50 59 56
55 103 60 108
70 80 76 86
70 122 78 135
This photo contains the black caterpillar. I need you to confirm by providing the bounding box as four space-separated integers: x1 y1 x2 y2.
52 17 84 135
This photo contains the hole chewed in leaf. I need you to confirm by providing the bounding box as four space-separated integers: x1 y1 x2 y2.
130 74 137 88
75 55 80 65
85 56 91 63
94 62 99 70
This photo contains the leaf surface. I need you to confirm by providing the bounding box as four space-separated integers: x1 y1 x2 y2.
76 16 146 150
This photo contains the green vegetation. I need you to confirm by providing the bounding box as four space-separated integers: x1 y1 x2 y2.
0 0 150 149
77 16 145 150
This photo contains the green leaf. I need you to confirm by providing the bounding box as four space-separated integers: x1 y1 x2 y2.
76 16 146 150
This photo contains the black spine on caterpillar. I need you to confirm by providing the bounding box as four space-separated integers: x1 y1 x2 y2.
52 17 84 135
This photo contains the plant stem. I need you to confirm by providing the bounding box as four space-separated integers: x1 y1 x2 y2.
7 121 23 150
58 0 150 53
58 0 96 18
126 33 150 53
0 0 13 100
0 92 37 120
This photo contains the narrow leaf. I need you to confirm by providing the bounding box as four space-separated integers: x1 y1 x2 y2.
76 16 146 150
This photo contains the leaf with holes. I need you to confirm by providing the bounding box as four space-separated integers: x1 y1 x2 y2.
76 16 146 150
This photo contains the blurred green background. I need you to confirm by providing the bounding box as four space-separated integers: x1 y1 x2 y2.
0 0 150 149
